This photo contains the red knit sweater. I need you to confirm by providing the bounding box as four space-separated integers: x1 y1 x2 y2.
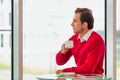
56 31 105 75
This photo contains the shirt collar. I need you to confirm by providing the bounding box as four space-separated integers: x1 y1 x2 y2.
78 30 93 42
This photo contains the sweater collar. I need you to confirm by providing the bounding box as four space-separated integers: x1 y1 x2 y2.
78 30 93 42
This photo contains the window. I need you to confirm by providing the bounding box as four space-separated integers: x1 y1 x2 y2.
23 0 105 80
0 0 12 80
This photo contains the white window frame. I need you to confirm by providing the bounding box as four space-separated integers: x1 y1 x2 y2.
106 0 116 80
13 0 23 80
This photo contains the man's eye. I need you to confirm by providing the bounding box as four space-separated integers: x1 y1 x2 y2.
73 20 76 22
74 20 76 22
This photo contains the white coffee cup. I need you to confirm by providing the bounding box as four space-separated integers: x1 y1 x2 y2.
65 40 73 48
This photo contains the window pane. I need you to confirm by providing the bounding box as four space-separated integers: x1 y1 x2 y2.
0 31 11 80
117 0 120 80
0 0 11 30
23 0 105 80
0 0 12 80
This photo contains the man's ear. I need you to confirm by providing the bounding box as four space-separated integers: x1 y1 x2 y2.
83 22 88 29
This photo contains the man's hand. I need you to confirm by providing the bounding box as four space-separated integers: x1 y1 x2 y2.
56 70 63 74
61 44 69 54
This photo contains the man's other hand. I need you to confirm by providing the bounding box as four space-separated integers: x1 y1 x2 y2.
56 70 63 74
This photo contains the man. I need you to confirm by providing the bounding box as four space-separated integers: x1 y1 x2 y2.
56 8 105 75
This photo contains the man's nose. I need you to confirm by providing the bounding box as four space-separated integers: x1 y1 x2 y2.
71 22 73 26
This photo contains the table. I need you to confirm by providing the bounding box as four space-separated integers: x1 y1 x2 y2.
36 74 112 80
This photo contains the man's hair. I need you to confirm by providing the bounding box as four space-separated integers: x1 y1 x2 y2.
75 8 94 29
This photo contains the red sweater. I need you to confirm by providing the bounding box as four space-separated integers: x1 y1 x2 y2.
56 31 105 75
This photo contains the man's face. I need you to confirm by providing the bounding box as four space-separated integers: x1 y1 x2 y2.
71 13 84 34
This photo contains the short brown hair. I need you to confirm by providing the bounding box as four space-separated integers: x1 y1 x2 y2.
75 8 94 29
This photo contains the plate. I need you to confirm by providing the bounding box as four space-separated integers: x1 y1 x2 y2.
59 72 75 78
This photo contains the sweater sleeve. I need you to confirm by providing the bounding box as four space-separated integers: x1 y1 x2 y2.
63 38 105 74
56 50 72 65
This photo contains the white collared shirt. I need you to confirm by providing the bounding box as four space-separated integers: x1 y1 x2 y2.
78 30 93 42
